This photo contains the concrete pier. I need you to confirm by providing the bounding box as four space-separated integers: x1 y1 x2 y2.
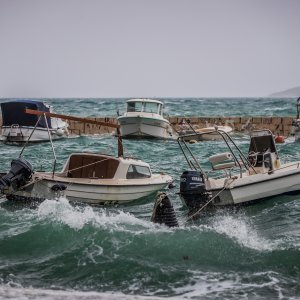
0 116 295 137
66 116 294 137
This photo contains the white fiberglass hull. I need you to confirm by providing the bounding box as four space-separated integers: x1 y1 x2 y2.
180 126 233 141
209 163 300 206
117 116 175 139
1 126 68 143
9 173 172 205
195 126 233 141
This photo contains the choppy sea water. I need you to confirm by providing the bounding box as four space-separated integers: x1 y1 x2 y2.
0 98 299 299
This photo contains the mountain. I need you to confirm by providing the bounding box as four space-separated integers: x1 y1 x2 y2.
270 86 300 98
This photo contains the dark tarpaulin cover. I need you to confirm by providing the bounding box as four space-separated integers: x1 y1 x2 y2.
0 100 52 128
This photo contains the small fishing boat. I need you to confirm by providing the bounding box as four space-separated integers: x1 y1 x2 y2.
117 99 176 139
0 100 68 144
177 119 233 141
178 128 300 210
0 110 172 205
194 126 233 140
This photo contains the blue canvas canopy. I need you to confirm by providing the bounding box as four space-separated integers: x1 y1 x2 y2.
0 100 52 128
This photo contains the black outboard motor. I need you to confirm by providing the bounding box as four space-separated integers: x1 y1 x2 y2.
179 170 210 210
0 158 33 193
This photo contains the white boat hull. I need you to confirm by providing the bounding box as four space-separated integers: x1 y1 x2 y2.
9 173 172 205
179 126 233 141
210 163 300 206
195 126 233 141
118 116 175 139
1 126 68 143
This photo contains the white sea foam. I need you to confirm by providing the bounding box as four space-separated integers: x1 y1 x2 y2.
210 214 277 251
0 272 293 300
171 270 288 299
0 285 175 300
37 197 172 233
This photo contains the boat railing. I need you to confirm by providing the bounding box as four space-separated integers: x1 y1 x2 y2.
19 113 57 177
207 166 247 180
6 124 24 141
177 128 256 179
21 109 124 178
206 155 300 180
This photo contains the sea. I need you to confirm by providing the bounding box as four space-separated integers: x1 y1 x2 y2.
0 98 299 300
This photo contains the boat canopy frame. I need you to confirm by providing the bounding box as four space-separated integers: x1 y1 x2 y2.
177 128 257 179
19 109 124 179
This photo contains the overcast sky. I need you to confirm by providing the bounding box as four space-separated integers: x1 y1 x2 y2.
0 0 299 98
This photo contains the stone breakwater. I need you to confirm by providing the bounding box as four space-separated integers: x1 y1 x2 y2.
66 116 294 137
0 116 295 137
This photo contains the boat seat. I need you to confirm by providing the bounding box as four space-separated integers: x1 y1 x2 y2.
209 152 236 170
209 152 232 164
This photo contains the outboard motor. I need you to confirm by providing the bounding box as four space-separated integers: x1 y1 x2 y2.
179 170 210 210
151 192 179 227
0 158 33 193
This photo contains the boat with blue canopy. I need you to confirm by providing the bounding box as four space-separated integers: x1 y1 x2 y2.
0 100 68 144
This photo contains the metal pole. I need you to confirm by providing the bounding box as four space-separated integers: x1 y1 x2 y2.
19 115 43 157
177 136 207 178
43 113 57 177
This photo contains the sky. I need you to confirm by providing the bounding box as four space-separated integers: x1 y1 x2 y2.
0 0 300 98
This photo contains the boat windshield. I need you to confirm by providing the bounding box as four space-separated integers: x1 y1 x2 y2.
126 165 151 179
144 102 160 114
127 101 161 114
127 102 143 112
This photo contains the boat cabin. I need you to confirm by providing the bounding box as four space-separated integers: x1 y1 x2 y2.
126 99 164 116
60 153 152 180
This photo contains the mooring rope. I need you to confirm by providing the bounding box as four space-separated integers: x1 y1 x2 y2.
185 176 238 222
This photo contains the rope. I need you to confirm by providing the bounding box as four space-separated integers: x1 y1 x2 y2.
186 176 238 221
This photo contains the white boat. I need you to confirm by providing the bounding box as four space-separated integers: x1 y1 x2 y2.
178 129 300 210
2 153 172 205
177 119 233 141
0 100 68 144
0 110 172 205
194 125 233 140
117 99 176 139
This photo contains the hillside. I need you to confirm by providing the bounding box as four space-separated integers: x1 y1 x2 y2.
270 86 300 98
